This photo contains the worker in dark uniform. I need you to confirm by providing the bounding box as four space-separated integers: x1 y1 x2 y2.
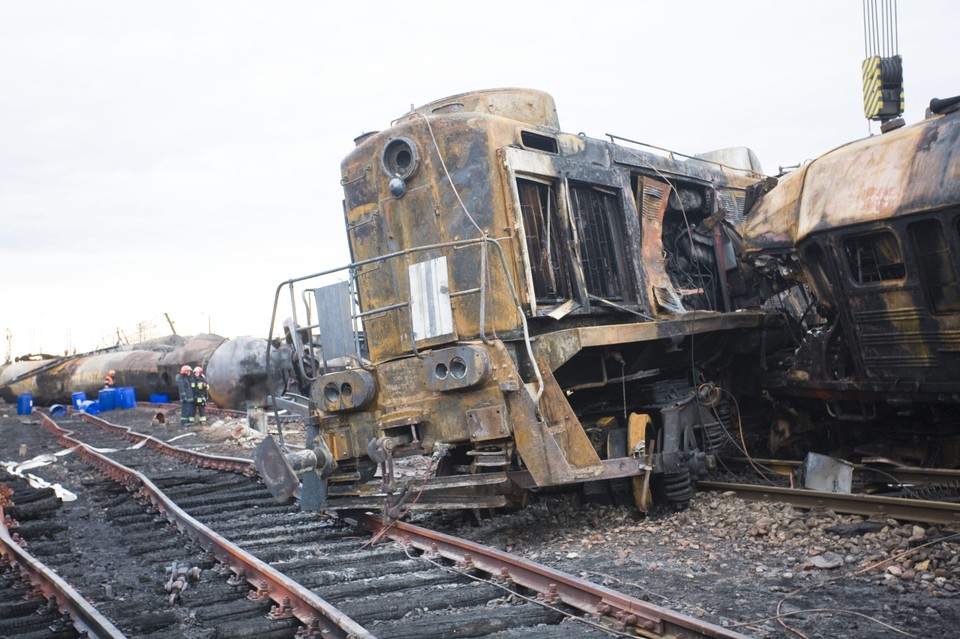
176 364 195 426
103 369 116 388
192 366 209 424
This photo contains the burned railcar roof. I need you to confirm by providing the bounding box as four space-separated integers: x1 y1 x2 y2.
741 106 960 251
343 88 764 208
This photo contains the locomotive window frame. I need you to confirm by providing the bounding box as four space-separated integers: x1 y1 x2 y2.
515 176 575 305
566 181 629 302
842 229 907 285
908 216 960 314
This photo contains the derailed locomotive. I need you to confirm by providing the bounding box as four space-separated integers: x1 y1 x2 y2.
739 95 960 465
258 88 780 514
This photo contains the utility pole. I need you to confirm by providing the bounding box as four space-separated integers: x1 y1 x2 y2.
164 312 178 336
4 329 11 364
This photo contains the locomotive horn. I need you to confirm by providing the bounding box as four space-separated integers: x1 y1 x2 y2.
929 95 960 114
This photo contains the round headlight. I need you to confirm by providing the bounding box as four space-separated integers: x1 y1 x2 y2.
324 383 341 403
450 357 467 379
382 137 419 180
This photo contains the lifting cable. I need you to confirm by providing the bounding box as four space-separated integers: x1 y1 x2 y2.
863 0 899 59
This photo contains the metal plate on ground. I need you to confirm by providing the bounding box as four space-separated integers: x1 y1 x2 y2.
253 436 299 502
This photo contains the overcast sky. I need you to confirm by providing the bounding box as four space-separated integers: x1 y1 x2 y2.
2 1 958 356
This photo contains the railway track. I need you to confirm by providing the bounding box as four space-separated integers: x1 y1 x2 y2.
697 480 960 525
1 406 749 639
705 457 960 525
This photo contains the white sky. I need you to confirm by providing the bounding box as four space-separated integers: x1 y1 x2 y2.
2 1 958 356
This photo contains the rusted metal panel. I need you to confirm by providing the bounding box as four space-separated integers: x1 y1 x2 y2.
397 87 560 129
638 176 684 315
742 110 960 250
342 116 525 362
739 165 808 253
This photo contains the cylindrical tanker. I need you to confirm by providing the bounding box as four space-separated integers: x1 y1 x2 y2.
157 333 227 386
206 336 293 410
0 357 52 403
1 334 291 411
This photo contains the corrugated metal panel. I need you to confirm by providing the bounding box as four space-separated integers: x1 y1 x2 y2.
409 256 454 343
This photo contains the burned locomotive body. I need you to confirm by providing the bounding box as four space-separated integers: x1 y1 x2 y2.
740 99 960 461
270 89 773 513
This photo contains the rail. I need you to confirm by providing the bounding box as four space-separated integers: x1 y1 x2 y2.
56 410 750 638
1 486 127 639
361 514 751 639
38 413 375 639
81 411 256 476
721 456 960 486
698 480 960 525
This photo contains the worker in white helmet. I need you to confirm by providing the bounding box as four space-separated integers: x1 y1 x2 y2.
192 366 209 424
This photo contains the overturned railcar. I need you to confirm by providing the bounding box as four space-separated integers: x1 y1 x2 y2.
739 96 960 462
261 89 777 514
0 334 290 410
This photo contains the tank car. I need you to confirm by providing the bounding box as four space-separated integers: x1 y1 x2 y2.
0 334 288 410
258 88 780 515
738 95 960 465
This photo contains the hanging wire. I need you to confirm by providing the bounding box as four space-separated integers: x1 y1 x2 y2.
863 0 899 58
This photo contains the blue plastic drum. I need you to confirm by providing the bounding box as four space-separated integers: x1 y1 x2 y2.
78 400 101 415
117 387 136 409
98 388 117 411
17 393 33 415
71 391 87 409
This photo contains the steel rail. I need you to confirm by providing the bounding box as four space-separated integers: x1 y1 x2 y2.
360 514 751 639
80 412 257 476
721 456 960 486
697 480 960 525
0 486 127 639
38 413 375 639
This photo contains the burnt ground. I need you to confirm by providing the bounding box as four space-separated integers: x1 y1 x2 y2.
3 402 959 639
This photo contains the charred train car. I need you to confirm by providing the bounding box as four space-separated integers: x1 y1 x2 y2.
739 96 960 465
260 89 779 514
0 334 290 411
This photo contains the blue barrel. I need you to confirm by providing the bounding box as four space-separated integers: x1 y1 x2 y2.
117 387 136 409
49 404 67 416
79 399 100 415
17 393 33 415
71 391 87 409
98 388 117 411
150 393 169 404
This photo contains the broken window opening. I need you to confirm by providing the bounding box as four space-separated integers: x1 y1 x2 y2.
517 178 572 304
843 230 906 284
659 185 719 311
801 242 836 315
908 218 960 313
569 183 625 301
